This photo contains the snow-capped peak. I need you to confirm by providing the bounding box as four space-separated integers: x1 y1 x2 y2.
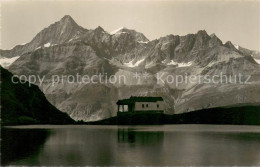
234 44 239 50
110 27 126 35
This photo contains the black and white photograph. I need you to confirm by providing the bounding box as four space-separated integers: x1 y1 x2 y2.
1 0 260 166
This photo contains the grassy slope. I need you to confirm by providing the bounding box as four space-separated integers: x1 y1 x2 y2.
89 106 260 125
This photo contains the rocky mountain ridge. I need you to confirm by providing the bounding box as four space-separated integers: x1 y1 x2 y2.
2 15 260 121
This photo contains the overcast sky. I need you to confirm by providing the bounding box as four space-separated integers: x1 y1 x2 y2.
1 0 260 50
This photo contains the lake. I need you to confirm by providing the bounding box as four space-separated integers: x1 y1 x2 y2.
2 125 260 166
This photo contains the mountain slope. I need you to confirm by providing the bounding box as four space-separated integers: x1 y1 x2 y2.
0 66 75 125
3 15 260 121
0 15 87 59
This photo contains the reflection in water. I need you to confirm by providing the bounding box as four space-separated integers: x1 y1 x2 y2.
162 131 260 166
1 128 50 165
117 128 164 145
116 128 165 165
118 128 136 143
2 125 260 166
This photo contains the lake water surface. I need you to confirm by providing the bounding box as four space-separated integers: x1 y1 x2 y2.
2 125 260 166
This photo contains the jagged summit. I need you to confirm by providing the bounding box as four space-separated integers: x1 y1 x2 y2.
197 30 208 35
61 15 73 20
224 41 237 50
0 15 87 58
59 15 78 26
95 26 105 32
209 33 223 47
26 15 86 48
210 33 216 38
1 15 258 67
195 30 210 41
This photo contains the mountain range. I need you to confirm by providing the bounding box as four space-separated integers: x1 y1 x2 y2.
1 15 260 121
